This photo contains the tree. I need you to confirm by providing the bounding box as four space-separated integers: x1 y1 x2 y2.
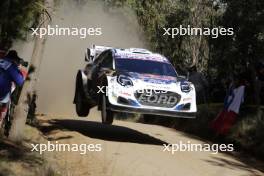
212 0 264 74
210 0 264 103
0 0 41 49
108 0 219 72
9 0 52 142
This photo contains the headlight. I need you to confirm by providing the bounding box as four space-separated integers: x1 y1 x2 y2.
117 75 133 87
180 81 191 93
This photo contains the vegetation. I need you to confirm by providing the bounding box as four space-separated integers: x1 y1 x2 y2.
8 0 51 142
0 0 42 138
229 108 264 159
107 0 264 102
0 128 60 176
0 0 42 49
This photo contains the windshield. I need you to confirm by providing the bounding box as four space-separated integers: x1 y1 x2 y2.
115 58 177 77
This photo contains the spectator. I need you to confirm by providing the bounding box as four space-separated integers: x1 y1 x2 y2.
188 66 208 104
0 46 7 59
0 50 26 127
210 75 246 135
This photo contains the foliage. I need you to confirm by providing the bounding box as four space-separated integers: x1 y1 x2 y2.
106 0 264 80
210 0 264 79
106 0 220 73
229 108 264 159
0 0 43 49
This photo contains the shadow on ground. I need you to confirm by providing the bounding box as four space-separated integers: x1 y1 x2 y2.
37 119 167 146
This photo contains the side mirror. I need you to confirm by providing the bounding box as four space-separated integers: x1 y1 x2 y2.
177 75 188 82
85 48 94 63
85 49 90 62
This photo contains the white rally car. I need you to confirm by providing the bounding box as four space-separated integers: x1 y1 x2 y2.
74 45 197 124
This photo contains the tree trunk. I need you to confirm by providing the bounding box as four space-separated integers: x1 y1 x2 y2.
9 0 53 142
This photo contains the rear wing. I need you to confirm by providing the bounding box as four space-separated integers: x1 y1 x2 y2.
85 45 113 63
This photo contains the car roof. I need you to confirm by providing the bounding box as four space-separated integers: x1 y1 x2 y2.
112 48 170 64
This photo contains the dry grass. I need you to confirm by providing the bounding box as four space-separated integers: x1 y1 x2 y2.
0 125 61 176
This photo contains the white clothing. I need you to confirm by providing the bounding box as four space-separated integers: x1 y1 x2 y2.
227 86 245 114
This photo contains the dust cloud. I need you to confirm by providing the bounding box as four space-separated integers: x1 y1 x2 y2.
34 0 146 116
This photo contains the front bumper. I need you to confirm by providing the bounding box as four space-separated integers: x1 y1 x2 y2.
106 76 197 118
108 104 196 118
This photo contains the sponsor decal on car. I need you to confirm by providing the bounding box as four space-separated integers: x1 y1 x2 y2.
129 72 177 84
114 53 169 63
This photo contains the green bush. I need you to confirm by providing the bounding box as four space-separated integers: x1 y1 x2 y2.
229 108 264 159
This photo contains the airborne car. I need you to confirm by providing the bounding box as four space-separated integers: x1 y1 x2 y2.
74 45 197 124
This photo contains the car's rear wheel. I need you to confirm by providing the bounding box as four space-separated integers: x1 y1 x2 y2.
101 94 114 124
75 87 90 117
74 71 91 117
74 73 90 117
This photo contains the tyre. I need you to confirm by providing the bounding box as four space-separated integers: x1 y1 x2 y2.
101 94 114 124
74 71 90 117
75 87 90 117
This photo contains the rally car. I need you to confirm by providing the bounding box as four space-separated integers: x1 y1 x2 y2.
74 45 197 124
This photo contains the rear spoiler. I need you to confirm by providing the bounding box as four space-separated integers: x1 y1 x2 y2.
85 45 113 62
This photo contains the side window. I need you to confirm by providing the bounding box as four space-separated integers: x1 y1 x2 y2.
101 52 113 69
94 51 107 65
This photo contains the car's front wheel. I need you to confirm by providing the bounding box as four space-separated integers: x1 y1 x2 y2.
101 94 114 124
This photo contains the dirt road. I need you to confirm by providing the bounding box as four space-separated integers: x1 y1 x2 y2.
34 108 264 176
